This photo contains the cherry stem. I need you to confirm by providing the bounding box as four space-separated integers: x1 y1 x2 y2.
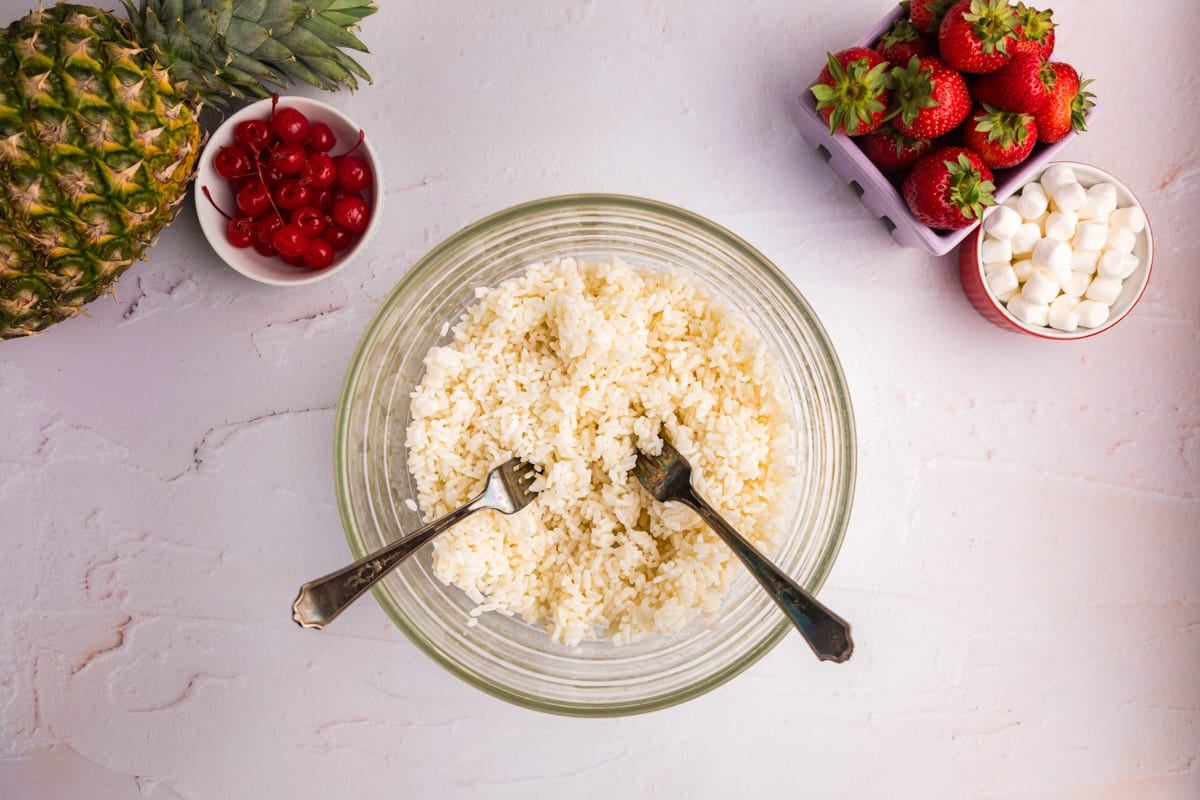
201 185 234 221
335 129 366 158
253 154 284 219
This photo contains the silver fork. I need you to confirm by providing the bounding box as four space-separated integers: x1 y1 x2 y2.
633 439 853 663
292 458 539 629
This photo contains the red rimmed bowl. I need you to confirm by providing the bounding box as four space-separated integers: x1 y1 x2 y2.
959 161 1153 340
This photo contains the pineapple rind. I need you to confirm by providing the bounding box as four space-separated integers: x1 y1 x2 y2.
0 4 200 338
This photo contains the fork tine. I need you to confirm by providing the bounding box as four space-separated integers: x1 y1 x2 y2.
632 436 695 503
631 453 654 480
515 462 537 496
634 443 681 476
500 457 539 504
634 449 666 471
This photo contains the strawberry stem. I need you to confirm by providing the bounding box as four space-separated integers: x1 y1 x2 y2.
963 0 1019 55
945 153 996 220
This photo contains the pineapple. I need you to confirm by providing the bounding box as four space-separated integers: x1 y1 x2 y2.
0 0 377 339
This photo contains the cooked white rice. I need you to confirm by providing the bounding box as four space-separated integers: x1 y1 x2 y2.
404 257 795 645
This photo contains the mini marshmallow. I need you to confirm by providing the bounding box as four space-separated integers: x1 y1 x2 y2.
1011 223 1042 255
1048 306 1079 333
1002 194 1022 211
981 236 1013 265
1004 293 1028 314
1045 210 1078 241
995 285 1018 303
983 205 1022 240
1053 258 1073 285
1074 220 1109 251
1013 259 1037 282
1008 295 1050 327
986 264 1019 298
1017 183 1049 220
1116 252 1141 280
1109 205 1146 233
1085 276 1123 306
1061 270 1092 298
1021 269 1061 305
984 259 1012 275
1106 225 1137 254
1050 181 1088 213
1085 183 1120 219
1028 304 1051 327
1075 299 1111 329
1050 260 1071 285
1095 250 1123 281
1050 294 1080 313
1069 249 1100 275
1097 250 1140 281
1040 166 1076 195
1032 237 1071 273
1076 194 1111 222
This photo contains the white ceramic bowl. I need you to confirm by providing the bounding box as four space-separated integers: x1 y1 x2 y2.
959 162 1153 340
194 96 383 286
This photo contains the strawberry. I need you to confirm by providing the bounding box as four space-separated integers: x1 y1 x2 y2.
902 146 996 229
1010 2 1055 59
971 53 1057 113
1032 62 1095 143
875 17 936 67
962 105 1037 168
907 0 959 35
810 48 892 136
860 124 934 172
938 0 1018 74
888 56 971 139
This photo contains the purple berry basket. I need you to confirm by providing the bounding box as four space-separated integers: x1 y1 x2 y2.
797 4 1091 256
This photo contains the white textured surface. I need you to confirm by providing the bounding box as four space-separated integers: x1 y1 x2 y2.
2 1 1198 797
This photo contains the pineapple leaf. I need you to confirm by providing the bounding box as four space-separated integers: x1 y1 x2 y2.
218 62 280 94
196 0 235 35
299 14 371 53
125 0 378 104
327 0 376 13
278 25 343 59
138 4 169 44
266 54 327 89
226 51 286 84
256 0 307 31
321 9 374 26
231 0 269 19
223 18 271 55
182 8 225 43
330 49 372 83
305 56 356 88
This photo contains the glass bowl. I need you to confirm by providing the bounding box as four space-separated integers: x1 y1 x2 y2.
334 194 856 716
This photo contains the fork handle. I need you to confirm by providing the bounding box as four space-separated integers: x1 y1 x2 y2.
683 493 854 663
292 501 479 629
